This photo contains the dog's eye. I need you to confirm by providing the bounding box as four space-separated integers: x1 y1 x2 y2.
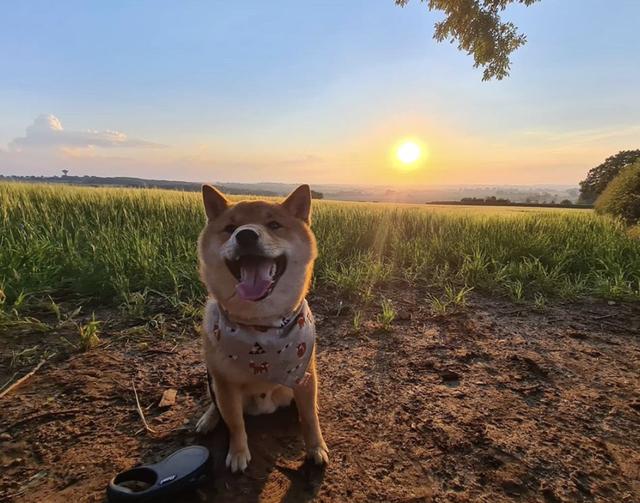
267 221 282 230
223 224 237 234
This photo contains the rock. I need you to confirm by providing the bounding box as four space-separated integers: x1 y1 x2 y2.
158 388 177 408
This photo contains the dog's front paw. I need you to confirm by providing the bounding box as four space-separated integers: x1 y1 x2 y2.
226 446 251 473
306 444 329 466
195 405 220 434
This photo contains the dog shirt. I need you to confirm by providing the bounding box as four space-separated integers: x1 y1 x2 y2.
206 299 316 388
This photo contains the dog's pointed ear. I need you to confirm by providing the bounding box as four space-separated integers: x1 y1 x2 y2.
202 185 229 221
281 184 312 224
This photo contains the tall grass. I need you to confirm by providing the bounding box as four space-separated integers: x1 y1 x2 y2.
1 182 639 318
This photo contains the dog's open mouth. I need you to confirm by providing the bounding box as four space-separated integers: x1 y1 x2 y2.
226 255 287 301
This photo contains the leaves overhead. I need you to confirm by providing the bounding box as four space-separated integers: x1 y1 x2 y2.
395 0 539 80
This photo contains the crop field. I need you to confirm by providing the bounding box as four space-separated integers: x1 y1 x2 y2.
2 181 640 502
1 182 639 322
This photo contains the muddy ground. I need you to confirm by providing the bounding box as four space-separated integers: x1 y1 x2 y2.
1 292 639 502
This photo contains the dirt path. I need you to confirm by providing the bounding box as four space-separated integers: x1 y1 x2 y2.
1 294 639 502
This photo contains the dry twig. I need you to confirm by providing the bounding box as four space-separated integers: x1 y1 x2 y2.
132 380 157 434
0 358 50 399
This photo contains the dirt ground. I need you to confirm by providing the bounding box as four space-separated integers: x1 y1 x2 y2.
1 291 639 503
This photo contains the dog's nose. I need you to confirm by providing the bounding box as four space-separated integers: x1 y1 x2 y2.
235 229 259 247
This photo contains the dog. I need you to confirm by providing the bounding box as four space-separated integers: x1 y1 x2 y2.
195 184 329 473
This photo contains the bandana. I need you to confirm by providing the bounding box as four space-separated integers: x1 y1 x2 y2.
206 299 315 388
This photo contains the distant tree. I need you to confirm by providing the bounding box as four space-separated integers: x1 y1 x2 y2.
595 160 640 225
579 150 640 204
460 196 511 205
61 169 69 177
311 190 324 199
395 0 540 80
560 199 573 206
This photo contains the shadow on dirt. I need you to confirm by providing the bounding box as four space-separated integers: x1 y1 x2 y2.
196 404 325 503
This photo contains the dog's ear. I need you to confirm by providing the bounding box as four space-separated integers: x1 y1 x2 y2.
202 185 229 221
281 184 312 224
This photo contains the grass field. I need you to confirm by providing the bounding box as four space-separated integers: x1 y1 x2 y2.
1 182 639 321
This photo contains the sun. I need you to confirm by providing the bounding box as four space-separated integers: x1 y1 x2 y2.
396 141 421 165
390 138 427 173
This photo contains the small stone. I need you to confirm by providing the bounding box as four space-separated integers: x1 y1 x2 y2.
158 388 177 408
0 433 12 441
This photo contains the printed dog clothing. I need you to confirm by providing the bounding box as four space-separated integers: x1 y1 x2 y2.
206 299 315 388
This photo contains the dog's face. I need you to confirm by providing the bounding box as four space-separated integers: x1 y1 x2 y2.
198 185 317 323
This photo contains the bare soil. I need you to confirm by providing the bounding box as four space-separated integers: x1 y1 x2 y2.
1 292 639 502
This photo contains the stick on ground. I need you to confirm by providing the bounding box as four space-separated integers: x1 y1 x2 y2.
132 380 157 434
0 359 48 399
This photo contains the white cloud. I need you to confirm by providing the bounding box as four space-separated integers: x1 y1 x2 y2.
8 114 164 151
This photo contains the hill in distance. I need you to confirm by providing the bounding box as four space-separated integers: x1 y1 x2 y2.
0 174 580 205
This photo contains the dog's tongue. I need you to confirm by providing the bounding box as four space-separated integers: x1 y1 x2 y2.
236 257 276 301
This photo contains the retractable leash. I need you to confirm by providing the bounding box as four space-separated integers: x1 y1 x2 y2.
107 446 210 502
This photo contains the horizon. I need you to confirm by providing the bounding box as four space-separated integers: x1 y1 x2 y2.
1 1 639 186
0 172 580 190
1 172 581 206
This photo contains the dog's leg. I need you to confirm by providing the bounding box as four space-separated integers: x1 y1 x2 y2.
293 356 329 465
214 377 251 473
195 369 221 434
195 403 220 433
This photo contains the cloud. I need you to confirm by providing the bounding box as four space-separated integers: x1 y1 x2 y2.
8 114 164 151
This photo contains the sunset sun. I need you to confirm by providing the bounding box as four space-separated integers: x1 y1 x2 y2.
392 139 426 172
396 141 421 165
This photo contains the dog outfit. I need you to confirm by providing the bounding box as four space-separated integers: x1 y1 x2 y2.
206 299 315 388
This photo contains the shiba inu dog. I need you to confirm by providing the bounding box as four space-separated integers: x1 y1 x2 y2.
195 184 328 473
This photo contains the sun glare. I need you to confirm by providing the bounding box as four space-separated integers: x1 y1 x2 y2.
396 141 421 164
393 140 425 172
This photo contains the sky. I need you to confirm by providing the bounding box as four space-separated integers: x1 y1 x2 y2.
1 0 639 187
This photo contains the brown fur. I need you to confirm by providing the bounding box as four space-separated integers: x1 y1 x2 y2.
198 194 317 325
195 185 328 472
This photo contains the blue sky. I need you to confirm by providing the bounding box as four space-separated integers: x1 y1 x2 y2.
1 0 639 186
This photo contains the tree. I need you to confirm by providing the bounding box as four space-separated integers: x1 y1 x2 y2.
579 150 640 204
595 160 640 225
395 0 540 80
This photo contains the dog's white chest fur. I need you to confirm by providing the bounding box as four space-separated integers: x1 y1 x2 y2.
203 298 315 388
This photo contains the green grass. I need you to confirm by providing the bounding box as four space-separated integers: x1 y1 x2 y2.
1 182 639 321
377 298 396 330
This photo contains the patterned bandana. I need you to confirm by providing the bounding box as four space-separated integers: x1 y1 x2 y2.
207 299 316 388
